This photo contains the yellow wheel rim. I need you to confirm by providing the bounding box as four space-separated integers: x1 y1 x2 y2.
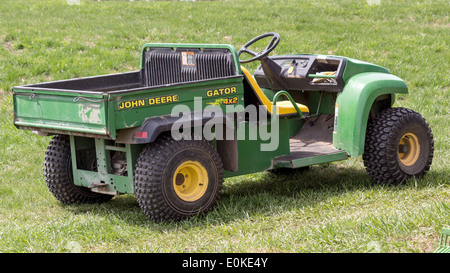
398 133 420 166
173 161 208 202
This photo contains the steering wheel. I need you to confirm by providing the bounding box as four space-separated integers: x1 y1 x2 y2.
238 32 280 63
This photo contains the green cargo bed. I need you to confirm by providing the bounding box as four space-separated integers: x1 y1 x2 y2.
13 74 243 139
12 44 244 140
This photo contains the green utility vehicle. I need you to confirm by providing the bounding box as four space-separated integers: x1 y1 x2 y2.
12 33 434 221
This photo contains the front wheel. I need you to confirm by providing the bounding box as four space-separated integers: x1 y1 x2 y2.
134 134 224 221
363 107 434 185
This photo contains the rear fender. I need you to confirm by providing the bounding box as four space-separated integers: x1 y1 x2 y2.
333 72 408 156
115 110 238 171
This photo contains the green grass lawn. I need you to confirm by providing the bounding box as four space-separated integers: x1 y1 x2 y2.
0 0 448 253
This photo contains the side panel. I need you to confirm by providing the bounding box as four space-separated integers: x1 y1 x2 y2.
224 118 291 177
333 72 408 156
111 77 244 130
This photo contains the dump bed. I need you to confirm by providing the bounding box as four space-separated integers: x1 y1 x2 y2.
13 44 244 140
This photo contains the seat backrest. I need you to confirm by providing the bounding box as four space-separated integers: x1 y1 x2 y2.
241 66 273 108
241 66 272 107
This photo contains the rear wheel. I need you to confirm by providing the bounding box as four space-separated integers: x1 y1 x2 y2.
43 135 113 204
134 134 223 221
363 107 434 185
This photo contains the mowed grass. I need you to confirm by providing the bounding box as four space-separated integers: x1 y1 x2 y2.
0 0 448 253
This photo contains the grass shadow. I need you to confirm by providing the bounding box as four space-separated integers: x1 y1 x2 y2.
208 165 374 221
62 162 446 231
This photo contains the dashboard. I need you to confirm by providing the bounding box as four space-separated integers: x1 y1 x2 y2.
253 55 346 92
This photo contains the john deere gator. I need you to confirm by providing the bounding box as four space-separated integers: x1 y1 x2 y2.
12 33 434 221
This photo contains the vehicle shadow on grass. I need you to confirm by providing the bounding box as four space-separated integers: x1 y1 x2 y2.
209 165 375 221
63 164 442 230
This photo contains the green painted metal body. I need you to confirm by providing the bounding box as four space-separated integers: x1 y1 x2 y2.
69 135 142 194
13 78 246 141
224 118 292 177
12 42 409 195
274 151 348 169
13 90 109 136
111 76 245 130
434 228 450 253
334 59 408 156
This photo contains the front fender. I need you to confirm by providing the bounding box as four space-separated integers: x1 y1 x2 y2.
333 72 408 156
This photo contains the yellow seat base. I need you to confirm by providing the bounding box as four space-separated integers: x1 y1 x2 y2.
275 100 309 116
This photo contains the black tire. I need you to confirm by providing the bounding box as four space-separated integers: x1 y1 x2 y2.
363 107 434 185
43 135 113 204
134 134 224 221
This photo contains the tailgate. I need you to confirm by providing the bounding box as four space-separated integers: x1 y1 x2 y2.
13 88 111 138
